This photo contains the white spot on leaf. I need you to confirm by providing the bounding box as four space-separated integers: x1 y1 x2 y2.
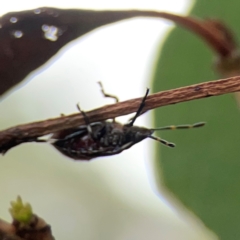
34 9 41 14
10 17 18 23
12 30 23 38
42 24 62 41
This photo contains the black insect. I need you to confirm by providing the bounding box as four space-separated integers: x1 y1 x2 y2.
51 83 205 161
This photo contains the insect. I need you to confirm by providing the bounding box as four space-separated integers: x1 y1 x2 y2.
51 83 205 161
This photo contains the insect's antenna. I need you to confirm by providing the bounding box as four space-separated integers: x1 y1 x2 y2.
149 136 175 148
150 122 205 131
128 88 150 127
76 104 94 138
98 81 119 103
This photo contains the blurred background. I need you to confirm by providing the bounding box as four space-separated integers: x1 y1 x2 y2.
0 1 217 239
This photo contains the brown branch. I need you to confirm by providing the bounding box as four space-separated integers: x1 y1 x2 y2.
0 76 240 154
0 217 54 240
0 231 23 240
0 196 55 240
0 216 54 240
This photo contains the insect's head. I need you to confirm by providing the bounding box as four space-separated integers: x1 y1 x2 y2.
126 122 206 148
124 125 154 142
123 125 176 147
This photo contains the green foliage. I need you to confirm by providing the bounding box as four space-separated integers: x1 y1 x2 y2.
9 196 33 224
152 1 240 239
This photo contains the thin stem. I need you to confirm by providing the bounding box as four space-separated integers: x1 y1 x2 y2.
0 76 240 153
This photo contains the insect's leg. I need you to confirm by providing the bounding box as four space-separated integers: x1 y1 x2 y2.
149 135 175 148
151 122 205 131
98 81 119 122
127 88 150 127
76 104 96 140
98 82 119 103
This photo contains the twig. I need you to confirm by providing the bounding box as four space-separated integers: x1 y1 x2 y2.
0 231 23 240
0 196 55 240
0 76 240 154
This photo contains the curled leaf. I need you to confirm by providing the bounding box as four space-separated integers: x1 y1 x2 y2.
0 7 237 97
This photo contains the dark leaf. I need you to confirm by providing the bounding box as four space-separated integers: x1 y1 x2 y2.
1 7 236 97
0 7 152 97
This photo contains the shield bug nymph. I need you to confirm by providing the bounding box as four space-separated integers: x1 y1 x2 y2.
51 84 205 161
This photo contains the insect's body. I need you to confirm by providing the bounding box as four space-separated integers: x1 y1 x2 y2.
52 121 154 160
51 83 205 161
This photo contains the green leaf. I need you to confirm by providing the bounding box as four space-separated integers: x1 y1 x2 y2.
152 1 240 239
